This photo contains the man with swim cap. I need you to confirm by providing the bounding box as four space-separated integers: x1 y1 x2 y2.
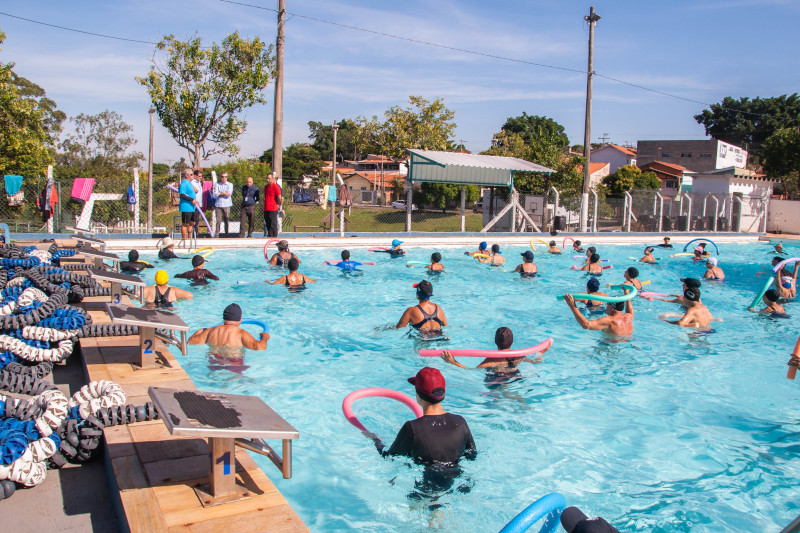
547 240 562 254
703 257 725 280
426 252 445 272
573 278 608 311
563 287 634 336
396 280 448 333
513 250 537 277
143 270 193 308
120 250 153 273
441 327 547 373
465 241 488 257
479 244 505 266
175 255 219 283
663 288 716 329
188 303 270 350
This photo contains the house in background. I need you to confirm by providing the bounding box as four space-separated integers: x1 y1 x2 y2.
590 144 637 173
636 139 748 173
688 167 775 232
342 171 406 205
638 161 692 196
586 161 611 188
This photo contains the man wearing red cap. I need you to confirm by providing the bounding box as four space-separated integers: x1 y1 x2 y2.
377 367 476 467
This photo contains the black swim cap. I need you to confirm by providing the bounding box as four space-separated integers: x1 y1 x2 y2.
491 244 500 253
129 250 139 261
222 303 242 322
684 288 701 302
765 289 780 302
414 280 433 298
590 253 600 263
521 250 534 262
575 240 581 246
587 246 596 254
611 301 625 312
587 278 600 291
626 267 639 278
431 252 442 263
495 327 513 350
549 240 556 247
341 250 350 260
680 278 702 289
191 255 204 267
287 257 300 271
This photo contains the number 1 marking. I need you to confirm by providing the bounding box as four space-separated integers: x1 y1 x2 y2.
216 451 231 475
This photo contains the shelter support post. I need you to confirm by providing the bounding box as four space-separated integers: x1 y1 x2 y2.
510 189 517 233
655 192 663 233
683 193 693 231
733 195 743 232
590 189 599 232
405 184 412 232
460 186 465 232
210 171 218 235
624 191 632 232
712 195 720 232
761 199 768 233
133 168 140 232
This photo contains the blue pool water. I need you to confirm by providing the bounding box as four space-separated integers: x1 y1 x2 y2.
141 242 800 532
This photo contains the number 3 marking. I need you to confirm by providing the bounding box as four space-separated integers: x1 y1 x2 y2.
113 293 121 304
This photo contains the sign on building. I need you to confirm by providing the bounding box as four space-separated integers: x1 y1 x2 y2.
717 141 748 169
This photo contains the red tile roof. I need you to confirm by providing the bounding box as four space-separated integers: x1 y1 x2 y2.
640 160 692 175
343 171 406 187
611 144 637 156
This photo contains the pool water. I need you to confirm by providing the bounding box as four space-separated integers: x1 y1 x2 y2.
141 242 800 532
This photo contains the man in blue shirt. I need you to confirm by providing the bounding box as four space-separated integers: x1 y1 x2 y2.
239 176 259 238
178 169 199 240
212 172 233 236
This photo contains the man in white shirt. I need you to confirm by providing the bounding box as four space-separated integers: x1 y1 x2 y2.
192 169 204 234
213 172 233 236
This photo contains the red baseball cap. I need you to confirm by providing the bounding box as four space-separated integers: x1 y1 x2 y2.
408 367 445 401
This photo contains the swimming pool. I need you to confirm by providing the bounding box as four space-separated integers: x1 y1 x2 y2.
142 241 799 532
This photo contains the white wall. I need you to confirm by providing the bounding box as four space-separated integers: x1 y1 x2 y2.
767 199 800 234
590 147 631 173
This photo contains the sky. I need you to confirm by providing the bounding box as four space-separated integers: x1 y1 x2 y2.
1 0 799 168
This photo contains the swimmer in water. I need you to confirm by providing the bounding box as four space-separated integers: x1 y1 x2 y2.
622 266 643 290
513 250 537 277
572 278 608 312
479 244 505 266
662 288 716 329
703 257 725 280
390 239 406 256
640 247 657 263
395 280 448 333
748 289 788 315
563 289 634 336
157 237 179 260
584 246 597 265
695 243 711 258
657 236 672 249
572 240 584 253
269 257 315 287
774 243 785 255
175 255 219 283
119 250 153 273
426 252 445 272
548 240 562 254
187 303 270 350
581 253 603 275
650 277 702 306
332 250 361 271
774 259 800 299
268 240 300 267
465 241 488 257
441 327 547 373
142 270 193 308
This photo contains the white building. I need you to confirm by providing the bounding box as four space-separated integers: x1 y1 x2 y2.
589 144 637 173
689 167 775 232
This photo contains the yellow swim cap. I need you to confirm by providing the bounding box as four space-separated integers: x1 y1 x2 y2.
155 270 168 285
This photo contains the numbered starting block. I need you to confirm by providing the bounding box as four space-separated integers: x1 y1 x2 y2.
88 268 145 304
148 387 300 507
105 304 189 368
80 246 120 272
73 233 107 252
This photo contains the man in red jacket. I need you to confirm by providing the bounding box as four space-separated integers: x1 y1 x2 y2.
263 172 283 238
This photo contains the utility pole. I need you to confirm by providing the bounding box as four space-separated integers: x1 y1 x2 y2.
147 106 154 233
272 0 285 191
599 132 610 145
580 6 600 233
330 122 339 233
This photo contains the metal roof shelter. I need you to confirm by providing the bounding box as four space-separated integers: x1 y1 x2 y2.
405 149 556 232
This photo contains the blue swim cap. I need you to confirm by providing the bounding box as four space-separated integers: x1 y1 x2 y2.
392 239 403 247
479 241 487 250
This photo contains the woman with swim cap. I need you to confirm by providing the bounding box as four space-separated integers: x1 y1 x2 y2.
581 253 603 275
441 327 547 373
120 250 153 273
143 270 193 308
622 267 643 290
269 257 315 289
513 250 537 277
572 240 584 253
479 244 505 266
426 252 445 272
703 257 725 280
465 241 488 257
774 258 800 299
572 278 608 312
547 241 562 254
639 247 657 263
395 280 448 333
268 240 300 267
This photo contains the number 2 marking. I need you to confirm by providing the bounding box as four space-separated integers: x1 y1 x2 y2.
143 339 153 354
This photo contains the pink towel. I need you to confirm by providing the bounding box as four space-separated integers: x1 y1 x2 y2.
202 180 213 210
70 178 96 202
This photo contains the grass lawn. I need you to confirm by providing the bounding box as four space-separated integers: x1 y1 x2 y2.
285 205 484 232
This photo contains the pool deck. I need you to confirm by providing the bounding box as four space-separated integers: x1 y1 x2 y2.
3 241 309 533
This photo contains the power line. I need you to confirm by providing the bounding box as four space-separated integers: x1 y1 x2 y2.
0 10 158 45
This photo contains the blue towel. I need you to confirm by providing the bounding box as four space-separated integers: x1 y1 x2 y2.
4 175 22 196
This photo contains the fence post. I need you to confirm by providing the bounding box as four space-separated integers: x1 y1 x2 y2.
405 181 412 232
682 193 692 231
711 195 719 232
590 189 598 232
655 192 663 233
460 186 465 233
761 198 768 233
133 167 140 232
510 188 517 233
624 191 633 232
550 187 559 232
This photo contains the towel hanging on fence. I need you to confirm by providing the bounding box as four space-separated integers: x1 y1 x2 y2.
201 180 213 210
4 175 22 196
70 178 95 203
126 184 137 213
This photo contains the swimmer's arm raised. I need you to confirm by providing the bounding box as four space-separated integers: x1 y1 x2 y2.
241 330 269 351
564 294 592 329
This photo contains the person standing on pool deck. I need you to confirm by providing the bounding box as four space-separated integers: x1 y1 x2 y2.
479 244 505 266
263 172 283 238
465 241 488 257
212 172 233 236
563 288 634 336
639 247 657 263
178 169 199 240
268 240 300 267
581 253 603 274
441 327 547 372
188 303 270 350
143 270 193 308
703 257 725 280
657 237 672 249
548 241 562 254
269 257 315 287
513 250 537 277
663 288 716 329
175 255 219 283
239 176 259 238
774 259 800 299
573 278 608 311
426 252 445 272
748 289 788 315
396 280 448 332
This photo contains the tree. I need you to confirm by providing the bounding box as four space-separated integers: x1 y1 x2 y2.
0 31 65 176
376 96 456 158
137 31 276 169
307 119 362 161
152 163 170 176
500 113 569 149
694 94 800 161
57 110 143 180
601 165 661 196
260 143 323 181
416 183 479 211
763 127 800 198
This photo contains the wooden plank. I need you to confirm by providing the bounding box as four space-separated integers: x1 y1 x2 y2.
167 505 308 533
104 424 136 459
113 455 170 533
128 423 209 464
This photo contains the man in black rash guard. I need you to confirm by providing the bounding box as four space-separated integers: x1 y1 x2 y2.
369 367 476 499
119 250 153 273
175 255 219 283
